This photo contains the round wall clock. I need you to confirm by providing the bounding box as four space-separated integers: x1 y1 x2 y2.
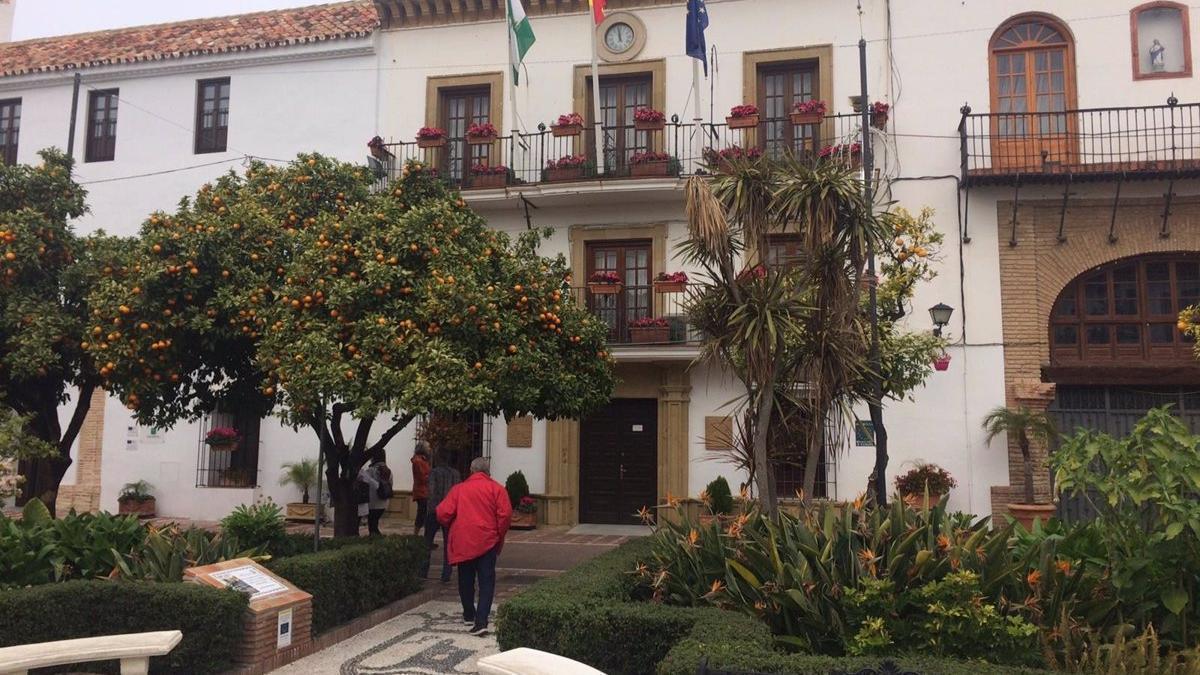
605 22 635 54
596 12 646 63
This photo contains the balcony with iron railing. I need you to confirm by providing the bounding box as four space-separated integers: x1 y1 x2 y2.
371 114 864 192
568 285 693 349
958 99 1200 186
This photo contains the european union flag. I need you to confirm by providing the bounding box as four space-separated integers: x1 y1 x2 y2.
686 0 709 76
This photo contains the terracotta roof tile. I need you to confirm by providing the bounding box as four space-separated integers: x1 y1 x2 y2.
0 1 379 78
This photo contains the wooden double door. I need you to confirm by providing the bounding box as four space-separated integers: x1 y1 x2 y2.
579 398 658 525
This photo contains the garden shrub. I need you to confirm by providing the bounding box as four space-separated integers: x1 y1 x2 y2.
0 506 146 587
703 476 735 515
505 471 530 509
266 535 424 633
220 500 287 551
0 580 246 674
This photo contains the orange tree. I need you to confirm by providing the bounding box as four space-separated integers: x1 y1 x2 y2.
0 149 128 512
87 155 615 535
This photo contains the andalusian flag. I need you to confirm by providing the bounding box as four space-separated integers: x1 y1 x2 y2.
589 0 605 25
507 0 536 85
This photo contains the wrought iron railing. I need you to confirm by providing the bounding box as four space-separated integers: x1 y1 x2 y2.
958 100 1200 183
567 284 692 345
372 114 863 189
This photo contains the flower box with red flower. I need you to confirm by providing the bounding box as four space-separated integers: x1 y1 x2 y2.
551 112 585 137
726 104 760 129
628 316 671 343
633 107 666 131
416 127 447 148
468 164 508 189
789 99 827 126
587 271 623 295
703 146 763 173
933 352 952 371
654 271 689 293
818 142 862 168
205 427 240 451
629 151 671 177
546 155 587 182
511 495 538 529
466 122 498 145
869 101 890 130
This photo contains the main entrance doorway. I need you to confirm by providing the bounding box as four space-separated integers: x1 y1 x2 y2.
579 398 658 525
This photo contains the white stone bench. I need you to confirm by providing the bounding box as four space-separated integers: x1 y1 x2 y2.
478 647 606 675
0 630 182 675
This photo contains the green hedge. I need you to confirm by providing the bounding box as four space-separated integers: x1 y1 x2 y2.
266 535 425 633
498 539 1053 675
0 580 246 675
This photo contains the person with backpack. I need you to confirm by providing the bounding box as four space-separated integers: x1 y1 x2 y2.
357 451 393 536
420 450 461 581
411 442 432 535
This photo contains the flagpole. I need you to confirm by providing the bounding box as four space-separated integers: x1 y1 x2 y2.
692 58 703 174
507 0 519 136
589 14 605 175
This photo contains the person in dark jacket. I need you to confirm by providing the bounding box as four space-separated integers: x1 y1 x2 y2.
411 442 431 535
419 451 461 582
436 457 511 637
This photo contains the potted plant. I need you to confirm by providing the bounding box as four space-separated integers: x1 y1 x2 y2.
628 316 671 343
552 112 585 137
933 352 952 371
726 104 760 129
633 106 666 131
545 155 587 182
416 126 447 148
587 270 623 295
205 427 240 452
468 163 509 189
505 470 537 529
699 476 736 526
117 480 156 518
982 405 1059 530
818 142 862 168
702 145 763 173
466 122 498 145
367 135 394 161
790 99 827 125
629 151 671 177
654 271 688 293
869 101 890 130
895 462 956 509
279 458 319 521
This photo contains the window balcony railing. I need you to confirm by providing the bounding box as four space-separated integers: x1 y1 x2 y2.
372 114 863 190
566 285 693 346
958 100 1200 185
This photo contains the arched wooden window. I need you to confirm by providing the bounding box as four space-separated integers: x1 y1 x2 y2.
1050 255 1200 366
989 15 1077 169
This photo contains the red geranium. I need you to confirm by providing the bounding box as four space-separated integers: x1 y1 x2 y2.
630 151 670 165
629 316 669 328
588 271 622 284
655 271 689 283
792 100 828 115
416 127 446 140
470 164 509 175
556 112 584 127
633 107 666 123
729 104 759 118
467 122 498 138
548 155 587 169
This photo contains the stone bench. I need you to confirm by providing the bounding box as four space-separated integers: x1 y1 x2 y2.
0 630 182 675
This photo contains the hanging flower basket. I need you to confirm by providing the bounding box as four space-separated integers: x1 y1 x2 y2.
870 101 890 130
933 353 952 371
205 427 240 451
726 104 760 129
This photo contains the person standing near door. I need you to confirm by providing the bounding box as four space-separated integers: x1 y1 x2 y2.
436 457 512 636
420 451 460 582
411 442 431 536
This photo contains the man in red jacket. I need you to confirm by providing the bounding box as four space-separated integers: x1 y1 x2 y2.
436 456 512 637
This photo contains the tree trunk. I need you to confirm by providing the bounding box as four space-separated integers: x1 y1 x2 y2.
752 387 777 518
329 476 360 537
18 456 70 514
868 400 888 507
802 415 823 503
1020 432 1035 505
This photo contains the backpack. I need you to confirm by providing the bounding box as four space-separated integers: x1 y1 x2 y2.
376 464 394 499
354 479 370 505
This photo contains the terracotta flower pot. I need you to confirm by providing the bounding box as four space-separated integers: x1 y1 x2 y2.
726 114 759 129
546 166 584 182
207 442 237 452
551 123 583 137
630 161 669 177
635 119 665 131
790 111 823 126
653 281 687 293
417 137 446 148
588 282 622 295
466 134 496 145
118 497 156 518
1007 503 1057 530
469 173 506 189
629 326 671 343
511 511 537 530
934 354 952 371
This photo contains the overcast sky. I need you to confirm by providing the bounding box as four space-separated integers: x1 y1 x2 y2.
13 1 325 41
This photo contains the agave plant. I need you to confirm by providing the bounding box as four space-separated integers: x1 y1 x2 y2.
111 524 263 582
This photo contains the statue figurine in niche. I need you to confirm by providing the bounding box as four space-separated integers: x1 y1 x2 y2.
1150 38 1166 72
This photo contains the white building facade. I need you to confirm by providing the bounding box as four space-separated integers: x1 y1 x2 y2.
2 0 1196 524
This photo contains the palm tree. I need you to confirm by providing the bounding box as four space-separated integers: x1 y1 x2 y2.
981 406 1058 505
279 458 318 504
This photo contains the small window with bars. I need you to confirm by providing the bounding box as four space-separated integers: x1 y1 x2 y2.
85 89 118 163
0 98 20 165
196 406 262 488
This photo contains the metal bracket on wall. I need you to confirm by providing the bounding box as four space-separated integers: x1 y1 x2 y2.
1160 178 1175 239
1108 174 1124 244
1056 174 1072 243
1008 177 1022 247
